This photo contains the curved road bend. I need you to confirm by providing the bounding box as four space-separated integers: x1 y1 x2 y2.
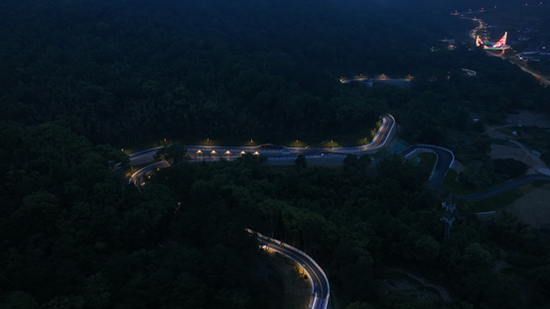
129 161 170 186
401 145 455 193
247 229 330 309
402 146 550 200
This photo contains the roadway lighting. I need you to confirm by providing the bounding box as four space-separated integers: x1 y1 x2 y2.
211 150 216 154
240 151 245 155
196 150 202 154
253 151 260 155
225 151 231 155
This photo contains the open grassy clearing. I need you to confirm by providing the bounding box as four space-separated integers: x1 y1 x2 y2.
505 183 550 228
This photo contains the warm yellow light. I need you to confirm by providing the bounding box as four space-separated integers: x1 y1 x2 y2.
197 150 202 154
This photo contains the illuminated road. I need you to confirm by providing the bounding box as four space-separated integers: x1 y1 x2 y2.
127 115 396 309
129 114 396 185
125 113 548 308
247 229 330 309
129 161 170 186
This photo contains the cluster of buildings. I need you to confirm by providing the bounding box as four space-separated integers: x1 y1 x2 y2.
512 22 550 63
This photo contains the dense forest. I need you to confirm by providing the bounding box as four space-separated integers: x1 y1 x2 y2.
0 0 518 146
2 0 550 308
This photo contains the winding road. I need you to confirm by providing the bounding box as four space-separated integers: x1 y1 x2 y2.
247 229 330 309
126 113 550 308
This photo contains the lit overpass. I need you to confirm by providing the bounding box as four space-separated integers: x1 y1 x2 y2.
246 229 330 309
